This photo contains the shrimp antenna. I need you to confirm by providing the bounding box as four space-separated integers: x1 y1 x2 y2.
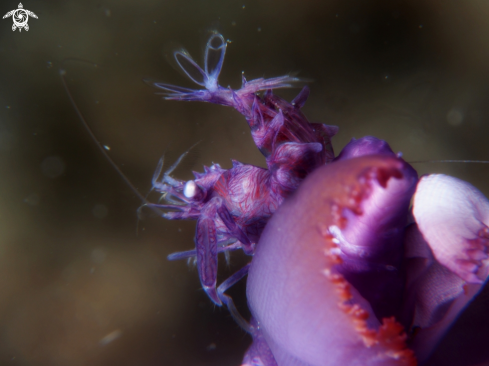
59 61 162 215
410 159 489 164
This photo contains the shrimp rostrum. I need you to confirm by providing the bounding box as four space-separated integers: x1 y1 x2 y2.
148 33 339 308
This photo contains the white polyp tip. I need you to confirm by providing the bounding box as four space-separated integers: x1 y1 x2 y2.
183 180 198 198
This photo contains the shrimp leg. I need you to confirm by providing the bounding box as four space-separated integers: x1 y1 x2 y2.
196 197 252 305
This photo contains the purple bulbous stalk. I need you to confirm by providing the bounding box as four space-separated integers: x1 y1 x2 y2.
246 153 418 366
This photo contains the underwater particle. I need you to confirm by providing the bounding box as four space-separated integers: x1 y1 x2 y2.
206 343 217 351
447 107 464 126
99 329 122 346
257 27 261 32
40 156 65 178
92 204 108 219
91 247 107 264
103 145 110 151
23 193 40 206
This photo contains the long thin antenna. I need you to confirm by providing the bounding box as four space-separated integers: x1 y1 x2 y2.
59 65 151 206
409 159 489 164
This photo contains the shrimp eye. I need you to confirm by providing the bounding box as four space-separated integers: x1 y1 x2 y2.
183 180 203 200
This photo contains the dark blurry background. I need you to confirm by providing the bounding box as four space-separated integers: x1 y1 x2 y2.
1 0 489 365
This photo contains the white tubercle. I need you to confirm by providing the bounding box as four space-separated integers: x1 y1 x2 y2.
184 180 198 198
413 174 489 283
